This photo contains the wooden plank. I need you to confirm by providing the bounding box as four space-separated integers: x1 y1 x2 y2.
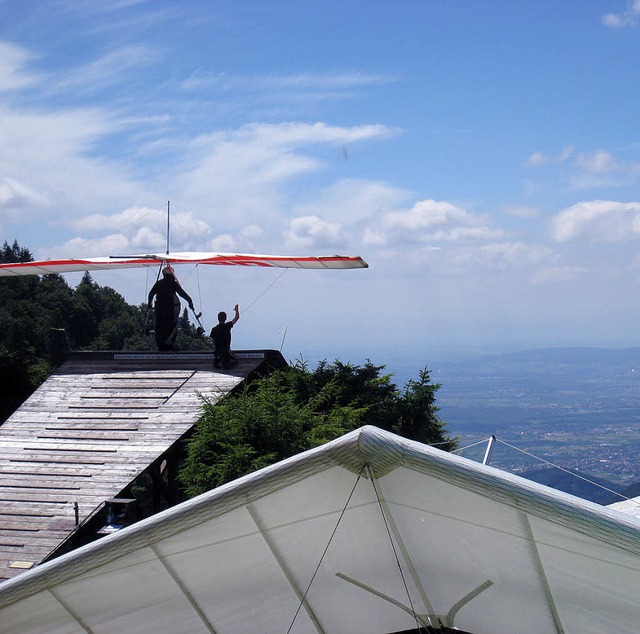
0 423 142 431
3 456 109 466
0 495 69 504
0 480 83 492
0 465 95 477
31 432 134 441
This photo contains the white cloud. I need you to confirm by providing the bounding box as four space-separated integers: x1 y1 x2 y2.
207 225 265 253
524 146 574 167
52 45 161 95
177 69 397 117
239 224 264 243
386 200 469 232
70 206 212 252
572 149 640 183
551 200 640 242
474 241 553 270
72 207 160 233
0 92 110 153
0 177 50 214
0 37 395 258
524 147 640 190
0 42 41 92
58 233 132 257
235 121 393 147
293 179 411 229
181 70 394 93
285 215 343 250
172 122 393 233
259 71 395 90
0 105 145 223
575 150 623 174
603 0 640 27
412 241 553 275
1 49 394 254
209 233 238 252
129 226 165 250
53 1 177 39
368 199 503 246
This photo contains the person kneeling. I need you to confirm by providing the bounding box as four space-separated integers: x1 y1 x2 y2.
211 304 240 370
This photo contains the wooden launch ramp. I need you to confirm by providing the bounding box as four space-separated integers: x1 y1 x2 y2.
0 350 285 582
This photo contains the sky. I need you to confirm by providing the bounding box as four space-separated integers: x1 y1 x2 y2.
2 0 640 373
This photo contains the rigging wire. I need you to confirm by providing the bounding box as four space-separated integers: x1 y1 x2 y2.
178 264 198 284
455 435 640 506
195 265 203 316
279 326 288 352
285 465 365 634
367 464 423 632
244 268 289 313
142 266 151 335
144 265 150 303
451 438 493 453
494 437 640 505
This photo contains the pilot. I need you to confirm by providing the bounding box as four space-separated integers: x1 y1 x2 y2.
147 266 194 351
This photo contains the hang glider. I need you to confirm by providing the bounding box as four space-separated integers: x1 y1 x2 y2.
2 425 640 633
0 251 368 277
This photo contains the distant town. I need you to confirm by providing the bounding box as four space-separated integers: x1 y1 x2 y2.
430 347 640 487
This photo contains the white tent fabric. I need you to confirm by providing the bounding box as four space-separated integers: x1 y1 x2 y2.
1 425 640 633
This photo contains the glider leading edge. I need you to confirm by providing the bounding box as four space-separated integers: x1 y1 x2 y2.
0 251 369 276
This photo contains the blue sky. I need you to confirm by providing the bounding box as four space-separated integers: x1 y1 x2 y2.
3 0 640 370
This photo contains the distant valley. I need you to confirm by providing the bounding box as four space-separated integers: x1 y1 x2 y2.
428 347 640 503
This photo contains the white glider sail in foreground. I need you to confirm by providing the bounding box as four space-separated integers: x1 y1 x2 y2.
0 251 368 276
1 425 640 633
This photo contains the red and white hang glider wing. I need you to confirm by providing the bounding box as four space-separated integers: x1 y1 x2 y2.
0 251 368 277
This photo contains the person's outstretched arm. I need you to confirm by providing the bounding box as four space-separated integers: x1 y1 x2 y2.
231 304 240 325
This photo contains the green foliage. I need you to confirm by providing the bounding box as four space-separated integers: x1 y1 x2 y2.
179 359 456 497
179 365 367 496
